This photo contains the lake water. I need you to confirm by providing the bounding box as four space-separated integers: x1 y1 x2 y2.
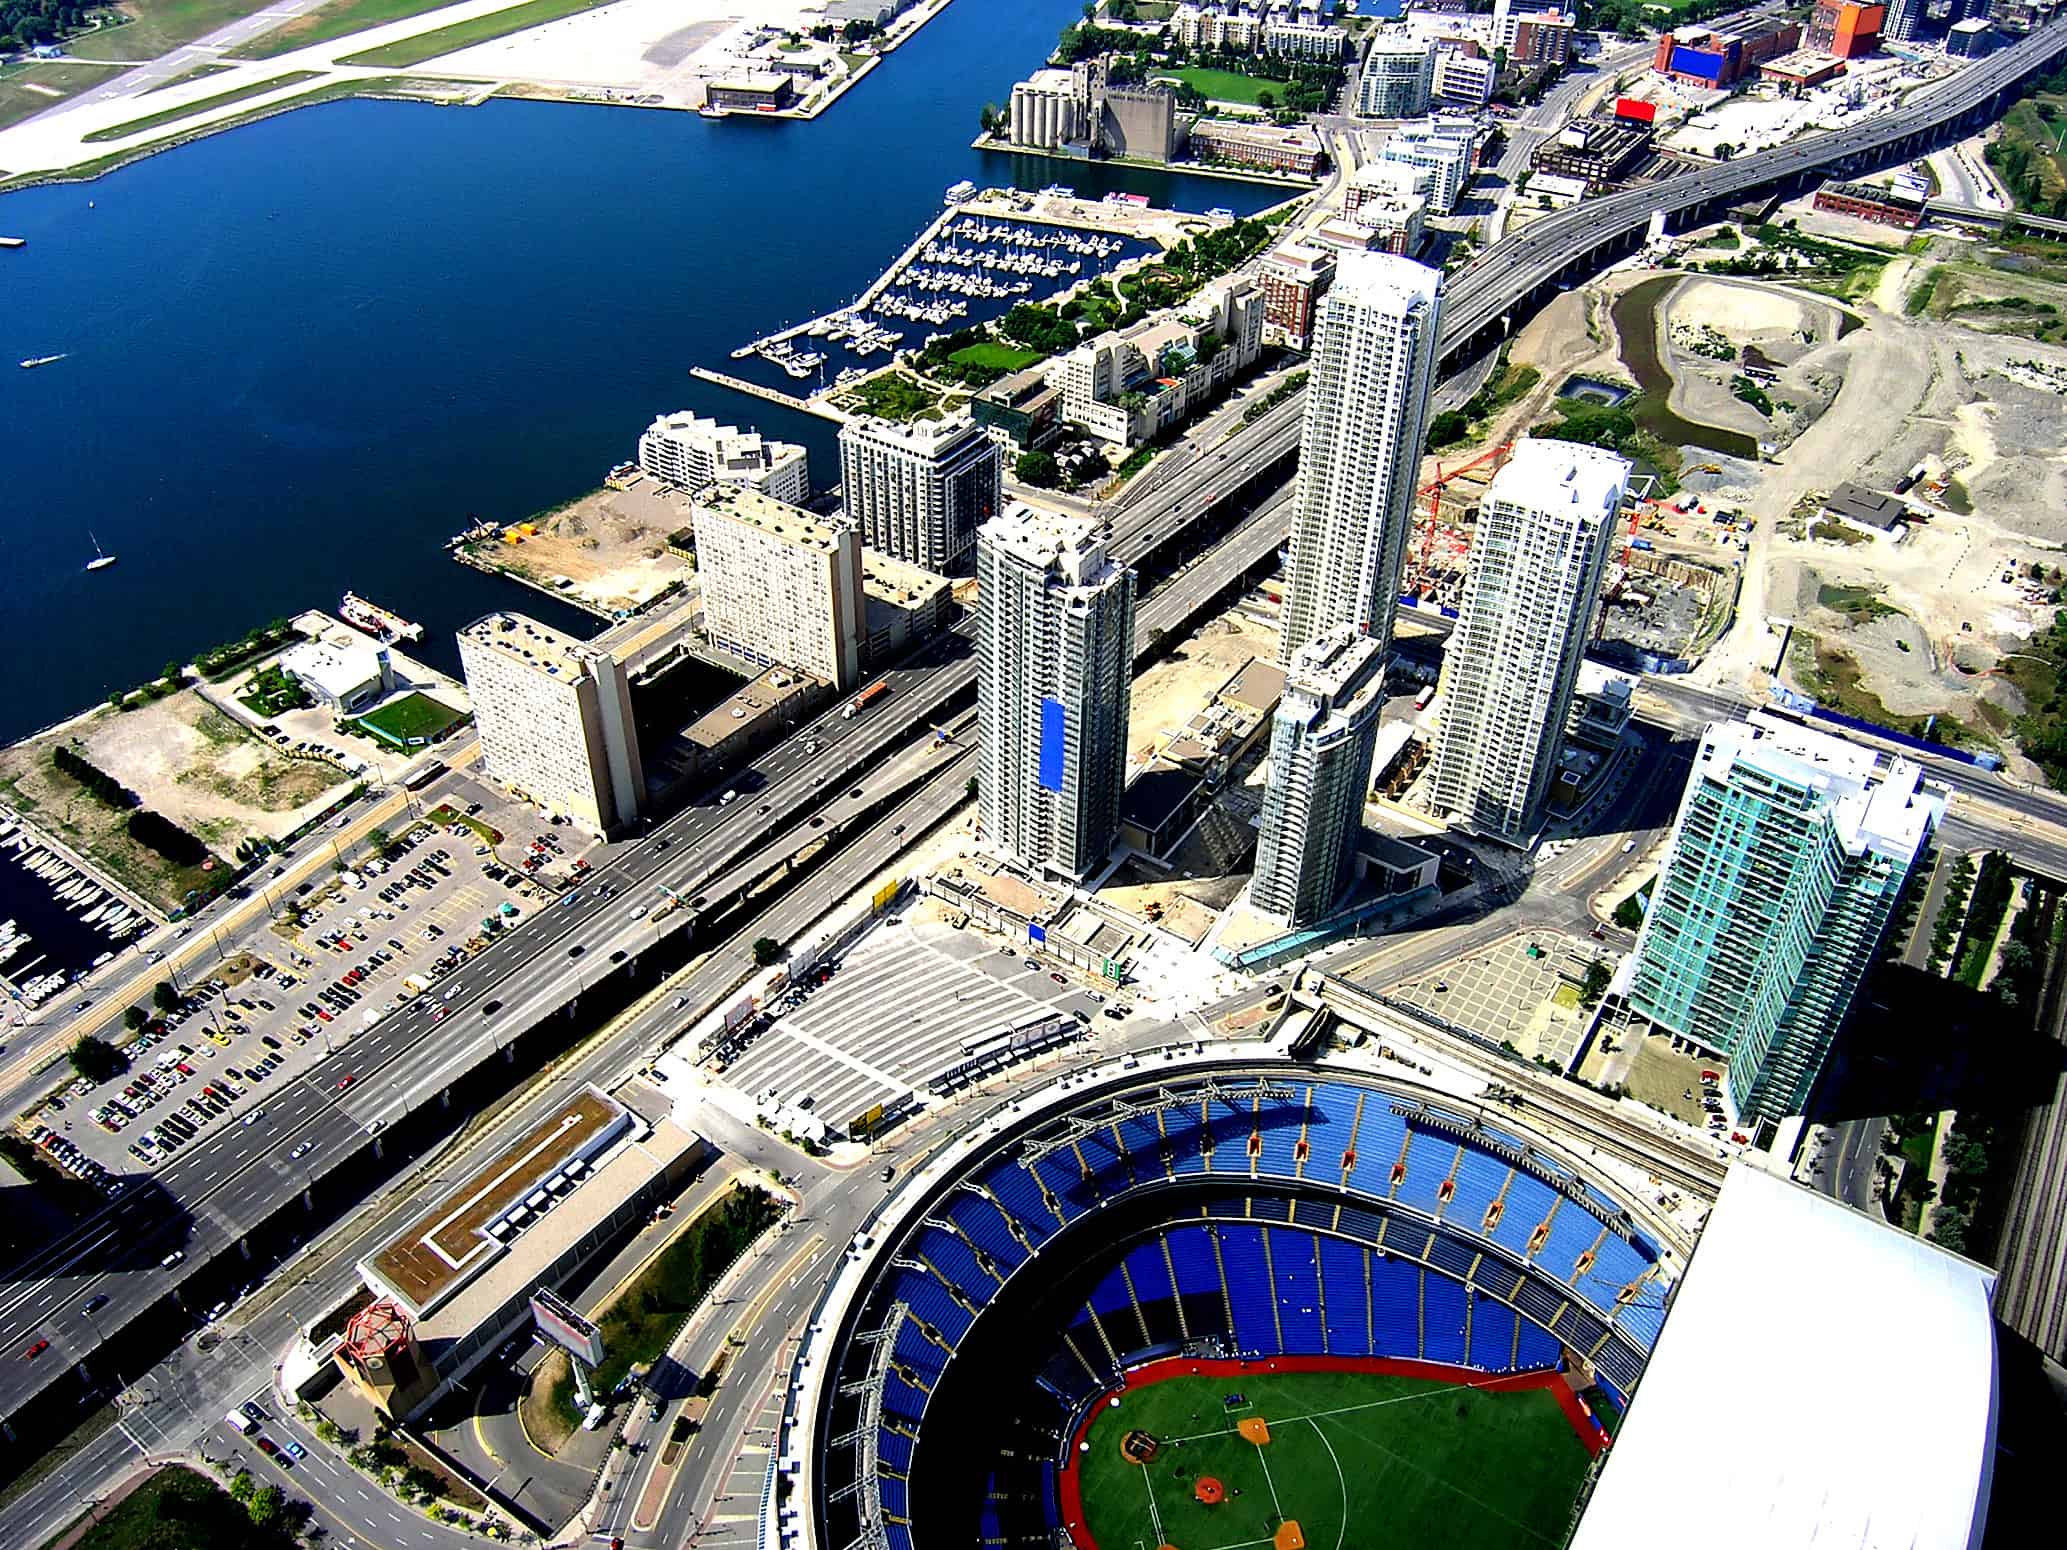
0 0 1282 748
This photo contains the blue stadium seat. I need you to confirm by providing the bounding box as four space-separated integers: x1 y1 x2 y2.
1318 1235 1370 1357
1537 1203 1600 1278
1165 1226 1223 1298
1087 1263 1136 1323
1125 1240 1176 1306
916 1227 998 1303
981 1163 1060 1241
1118 1114 1165 1182
1218 1225 1277 1353
1371 1253 1421 1358
1468 1295 1520 1371
1267 1228 1324 1352
1445 1146 1509 1228
1423 1272 1468 1364
1515 1315 1563 1371
1392 1131 1448 1216
950 1191 1029 1273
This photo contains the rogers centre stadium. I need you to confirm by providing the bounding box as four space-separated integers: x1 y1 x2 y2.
767 1048 2000 1550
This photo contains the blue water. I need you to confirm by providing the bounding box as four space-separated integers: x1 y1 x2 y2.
0 0 1281 747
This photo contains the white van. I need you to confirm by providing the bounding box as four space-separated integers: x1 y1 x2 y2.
225 1410 256 1435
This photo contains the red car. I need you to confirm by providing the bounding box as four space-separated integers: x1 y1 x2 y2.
336 1075 356 1092
1699 1070 1720 1083
432 1008 449 1024
22 1339 49 1360
255 1437 278 1455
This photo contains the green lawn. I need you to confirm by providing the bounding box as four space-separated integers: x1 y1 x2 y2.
80 69 323 141
228 0 479 59
1076 1369 1592 1550
66 0 279 62
60 1463 304 1550
338 0 616 66
949 340 1044 372
1163 65 1290 106
351 690 465 748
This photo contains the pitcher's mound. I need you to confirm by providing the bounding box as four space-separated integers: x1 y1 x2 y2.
1239 1415 1271 1446
1275 1520 1307 1550
1194 1476 1225 1505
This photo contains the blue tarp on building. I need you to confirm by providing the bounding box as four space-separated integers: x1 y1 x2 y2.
1038 698 1067 792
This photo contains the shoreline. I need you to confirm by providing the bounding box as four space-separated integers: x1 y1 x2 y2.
968 130 1323 192
0 0 960 196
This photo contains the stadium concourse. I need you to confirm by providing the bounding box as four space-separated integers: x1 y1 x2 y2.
766 1047 2000 1550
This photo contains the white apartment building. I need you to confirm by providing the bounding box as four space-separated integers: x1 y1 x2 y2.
1378 120 1475 214
1263 19 1348 62
1252 625 1388 926
976 504 1135 881
1432 45 1497 106
837 412 1002 575
458 613 645 836
1173 2 1260 52
1058 275 1267 448
1357 37 1436 118
692 483 862 691
1429 439 1628 844
637 412 810 505
1280 251 1443 664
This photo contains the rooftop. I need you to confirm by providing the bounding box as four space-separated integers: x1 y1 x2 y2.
459 612 593 682
1571 1165 1996 1550
280 638 385 698
1329 248 1443 314
1821 481 1908 530
1704 712 1944 860
680 666 819 752
1487 437 1631 519
695 482 850 553
366 1086 632 1316
862 550 952 608
981 502 1119 589
1218 658 1288 717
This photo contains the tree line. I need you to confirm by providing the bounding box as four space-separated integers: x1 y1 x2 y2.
1 0 93 52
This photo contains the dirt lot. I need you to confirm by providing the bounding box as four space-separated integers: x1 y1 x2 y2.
83 689 347 846
462 477 697 617
1127 612 1278 765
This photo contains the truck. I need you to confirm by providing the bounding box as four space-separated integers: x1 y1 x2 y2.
844 680 890 718
399 974 430 1000
1629 538 1655 552
1413 685 1436 711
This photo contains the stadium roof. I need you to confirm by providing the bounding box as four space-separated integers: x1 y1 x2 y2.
1572 1165 1997 1550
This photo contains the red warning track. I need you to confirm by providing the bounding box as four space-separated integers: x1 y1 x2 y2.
1053 1353 1613 1549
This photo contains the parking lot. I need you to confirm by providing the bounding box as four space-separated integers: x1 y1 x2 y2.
715 919 1116 1136
38 803 576 1178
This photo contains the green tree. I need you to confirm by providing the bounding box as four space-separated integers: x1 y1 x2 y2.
69 1035 126 1084
1255 89 1275 111
229 1468 256 1503
1579 960 1612 1007
966 776 979 801
1015 449 1061 487
752 937 783 967
248 1482 284 1526
124 1005 149 1031
153 979 180 1013
367 826 394 859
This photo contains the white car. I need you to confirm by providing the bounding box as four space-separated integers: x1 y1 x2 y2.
445 984 465 1001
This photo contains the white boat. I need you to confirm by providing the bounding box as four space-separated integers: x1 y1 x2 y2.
86 531 117 572
944 179 978 207
20 354 65 369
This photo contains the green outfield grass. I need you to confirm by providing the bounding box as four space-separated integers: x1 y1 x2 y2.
1076 1369 1590 1550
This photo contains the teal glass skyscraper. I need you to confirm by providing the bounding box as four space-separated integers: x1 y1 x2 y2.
1628 713 1944 1125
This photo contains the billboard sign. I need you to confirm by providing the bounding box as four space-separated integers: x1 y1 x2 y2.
1038 698 1067 792
1028 922 1047 946
872 881 901 913
531 1288 606 1368
1613 95 1656 123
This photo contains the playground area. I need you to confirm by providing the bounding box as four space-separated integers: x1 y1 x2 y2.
1065 1358 1601 1550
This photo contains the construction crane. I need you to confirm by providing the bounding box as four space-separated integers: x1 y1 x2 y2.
1411 441 1512 593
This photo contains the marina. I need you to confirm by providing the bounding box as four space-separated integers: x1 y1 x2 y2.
0 809 150 1016
721 186 1221 403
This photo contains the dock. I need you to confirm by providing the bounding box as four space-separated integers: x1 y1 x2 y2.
690 367 851 425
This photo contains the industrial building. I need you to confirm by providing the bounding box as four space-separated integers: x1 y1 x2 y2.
1057 276 1266 449
1280 251 1443 663
1947 16 2000 53
337 1086 710 1419
1008 67 1083 151
691 483 863 691
1427 440 1628 845
1259 240 1336 350
976 505 1135 881
1651 21 1803 87
860 550 953 668
837 412 1002 575
1357 37 1437 118
1626 713 1945 1126
1813 180 1924 226
1186 118 1327 175
706 72 795 111
1004 55 1176 163
1252 625 1387 926
1528 115 1656 193
458 613 646 835
637 411 810 505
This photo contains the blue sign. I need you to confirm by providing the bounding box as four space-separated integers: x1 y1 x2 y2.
1038 698 1067 793
1029 922 1048 945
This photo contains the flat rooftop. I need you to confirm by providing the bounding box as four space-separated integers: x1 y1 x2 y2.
1218 657 1287 717
862 550 952 608
461 611 590 680
680 665 819 752
368 1086 631 1316
416 1117 708 1351
696 482 849 553
1822 481 1907 531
